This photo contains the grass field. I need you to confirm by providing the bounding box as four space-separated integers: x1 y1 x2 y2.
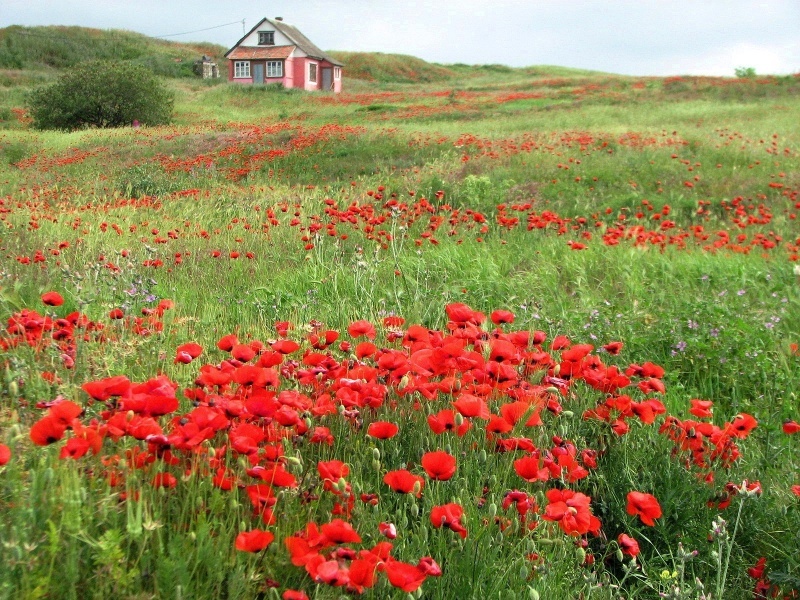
0 43 799 599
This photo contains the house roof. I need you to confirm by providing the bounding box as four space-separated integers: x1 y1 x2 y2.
227 45 295 61
225 17 344 66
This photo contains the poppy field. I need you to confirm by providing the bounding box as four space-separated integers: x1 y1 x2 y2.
1 67 800 599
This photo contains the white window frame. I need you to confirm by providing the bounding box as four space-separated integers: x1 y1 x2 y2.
266 60 283 78
308 62 317 83
234 61 250 78
334 67 341 80
258 31 275 45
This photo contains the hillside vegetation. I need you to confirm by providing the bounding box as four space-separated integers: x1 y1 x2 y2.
1 25 616 87
0 25 227 78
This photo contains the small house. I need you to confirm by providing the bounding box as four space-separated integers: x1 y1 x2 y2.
225 17 343 92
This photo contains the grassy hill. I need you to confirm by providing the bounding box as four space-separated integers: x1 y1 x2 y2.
0 25 615 86
0 25 227 78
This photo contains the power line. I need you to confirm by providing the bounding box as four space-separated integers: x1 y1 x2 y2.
153 20 244 39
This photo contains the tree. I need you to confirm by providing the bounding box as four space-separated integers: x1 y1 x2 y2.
26 60 174 131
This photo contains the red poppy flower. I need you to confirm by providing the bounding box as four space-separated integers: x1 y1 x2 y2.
41 291 64 306
602 341 624 355
317 460 349 491
367 421 399 439
82 375 131 401
320 519 362 544
427 410 470 436
378 522 397 539
617 533 640 557
231 344 256 362
792 485 800 498
514 455 548 482
235 529 275 552
30 416 68 445
217 334 238 352
430 503 467 538
689 399 713 419
271 339 300 354
348 320 376 340
383 470 424 497
726 413 758 439
421 450 457 481
543 488 599 536
747 557 767 579
782 420 800 434
452 394 490 419
282 591 310 600
384 559 427 592
355 341 377 358
626 491 662 526
0 443 11 466
108 308 125 319
417 557 442 577
490 309 515 324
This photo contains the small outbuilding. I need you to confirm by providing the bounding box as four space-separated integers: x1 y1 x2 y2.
225 17 343 92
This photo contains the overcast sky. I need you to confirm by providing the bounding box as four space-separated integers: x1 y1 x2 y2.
4 0 798 76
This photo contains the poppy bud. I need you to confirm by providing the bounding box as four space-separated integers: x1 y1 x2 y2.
488 503 497 519
410 503 419 518
562 410 574 418
616 548 624 562
372 459 381 472
336 477 348 493
372 448 381 460
553 364 560 376
8 381 18 397
454 412 464 427
478 449 487 463
576 548 586 564
412 481 422 496
528 588 540 600
519 565 528 579
126 410 135 422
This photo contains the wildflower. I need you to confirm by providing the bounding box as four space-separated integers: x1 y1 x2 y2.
626 491 662 526
367 421 399 439
543 488 600 536
617 533 640 557
384 559 427 592
0 444 11 466
41 291 64 306
421 450 457 481
383 470 424 497
430 503 468 538
235 529 275 552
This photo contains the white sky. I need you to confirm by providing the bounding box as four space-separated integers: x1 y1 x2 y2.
3 0 799 76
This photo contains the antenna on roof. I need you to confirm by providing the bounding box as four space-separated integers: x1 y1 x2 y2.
275 17 283 21
242 19 246 35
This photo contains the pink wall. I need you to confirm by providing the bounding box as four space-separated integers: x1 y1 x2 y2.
227 56 341 92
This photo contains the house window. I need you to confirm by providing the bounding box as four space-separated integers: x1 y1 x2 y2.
258 31 275 45
234 61 250 78
334 67 341 80
309 63 317 83
267 61 283 78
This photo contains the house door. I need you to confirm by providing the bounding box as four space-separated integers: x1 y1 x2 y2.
322 68 332 91
253 63 264 84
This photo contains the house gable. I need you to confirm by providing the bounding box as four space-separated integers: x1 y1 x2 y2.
225 17 342 92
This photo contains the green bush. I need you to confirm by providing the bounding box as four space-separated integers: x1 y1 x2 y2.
26 60 174 131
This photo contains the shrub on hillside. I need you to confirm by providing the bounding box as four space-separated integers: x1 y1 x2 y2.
26 60 173 131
